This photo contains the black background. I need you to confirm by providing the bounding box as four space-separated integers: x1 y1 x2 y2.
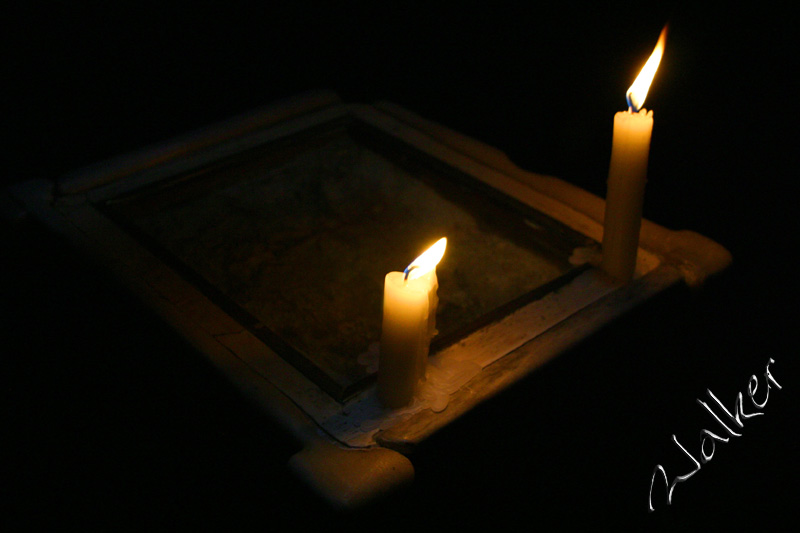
3 2 797 530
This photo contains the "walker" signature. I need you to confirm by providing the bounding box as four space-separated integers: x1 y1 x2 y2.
648 358 782 512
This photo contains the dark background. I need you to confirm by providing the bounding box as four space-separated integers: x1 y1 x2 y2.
3 2 796 529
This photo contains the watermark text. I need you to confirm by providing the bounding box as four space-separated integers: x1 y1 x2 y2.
648 358 781 512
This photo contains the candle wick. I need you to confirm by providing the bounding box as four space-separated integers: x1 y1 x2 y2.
403 264 419 281
626 92 637 113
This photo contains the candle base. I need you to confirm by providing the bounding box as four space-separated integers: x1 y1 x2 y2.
377 380 418 409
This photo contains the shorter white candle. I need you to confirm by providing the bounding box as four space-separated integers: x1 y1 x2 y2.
378 238 446 408
602 26 667 282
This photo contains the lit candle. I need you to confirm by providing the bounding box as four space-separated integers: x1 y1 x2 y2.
378 237 447 408
602 26 668 282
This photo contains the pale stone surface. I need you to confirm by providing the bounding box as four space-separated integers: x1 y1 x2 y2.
319 268 621 448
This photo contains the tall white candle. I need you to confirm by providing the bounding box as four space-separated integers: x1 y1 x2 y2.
378 238 446 408
602 26 667 282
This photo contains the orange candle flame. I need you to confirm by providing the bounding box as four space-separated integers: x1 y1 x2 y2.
626 25 668 112
404 238 447 280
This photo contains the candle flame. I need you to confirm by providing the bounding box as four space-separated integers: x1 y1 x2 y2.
626 25 668 112
405 237 447 280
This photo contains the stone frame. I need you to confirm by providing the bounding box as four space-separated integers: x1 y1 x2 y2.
7 91 730 508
